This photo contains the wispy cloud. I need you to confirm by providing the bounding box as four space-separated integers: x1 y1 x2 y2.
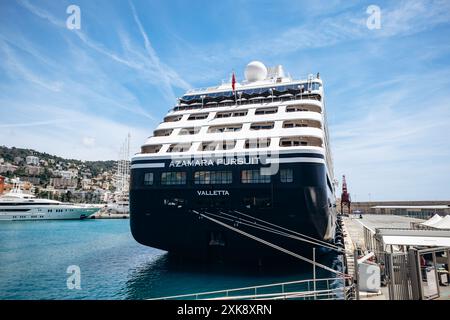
0 119 72 128
16 0 190 103
175 0 450 72
331 67 450 200
129 0 189 102
0 41 63 92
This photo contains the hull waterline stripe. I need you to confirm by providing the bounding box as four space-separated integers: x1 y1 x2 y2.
130 159 323 169
131 163 165 169
265 157 325 164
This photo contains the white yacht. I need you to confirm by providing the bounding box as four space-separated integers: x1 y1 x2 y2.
0 187 101 221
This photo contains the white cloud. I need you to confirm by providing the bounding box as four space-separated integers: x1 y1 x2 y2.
331 69 450 201
82 136 95 148
1 102 149 161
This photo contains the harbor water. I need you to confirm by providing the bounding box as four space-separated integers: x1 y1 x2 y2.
0 219 341 300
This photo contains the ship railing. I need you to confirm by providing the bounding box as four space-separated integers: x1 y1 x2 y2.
149 277 356 300
169 93 322 113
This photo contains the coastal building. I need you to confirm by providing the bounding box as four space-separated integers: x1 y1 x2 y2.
52 170 75 179
81 178 92 190
50 177 77 189
0 175 4 194
25 165 42 175
371 205 450 219
351 201 450 219
26 156 39 166
21 176 41 185
13 156 23 165
0 163 18 174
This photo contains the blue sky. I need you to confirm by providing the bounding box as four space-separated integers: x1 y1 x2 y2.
1 0 450 201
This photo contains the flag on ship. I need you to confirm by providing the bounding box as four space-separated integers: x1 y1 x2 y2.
231 72 236 92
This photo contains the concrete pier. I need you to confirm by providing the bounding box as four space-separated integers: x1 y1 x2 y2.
342 214 425 300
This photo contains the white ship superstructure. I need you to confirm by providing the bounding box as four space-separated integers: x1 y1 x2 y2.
138 61 334 193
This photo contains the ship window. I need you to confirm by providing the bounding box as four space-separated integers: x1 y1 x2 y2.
161 172 187 185
244 138 271 149
217 140 236 150
163 198 185 207
188 113 208 120
250 122 274 130
283 120 321 129
164 115 182 122
143 172 154 186
208 124 242 133
199 141 217 151
241 170 271 184
167 143 191 153
286 105 321 113
215 110 248 118
194 171 232 184
311 82 322 90
141 144 162 154
279 137 323 147
215 111 231 118
232 110 248 117
179 127 200 135
199 140 236 151
153 129 173 137
255 107 278 115
280 169 293 183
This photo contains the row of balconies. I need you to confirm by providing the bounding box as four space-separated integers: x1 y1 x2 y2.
164 103 321 123
141 136 323 154
154 119 322 137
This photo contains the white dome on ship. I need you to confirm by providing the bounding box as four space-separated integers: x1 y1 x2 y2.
245 61 267 82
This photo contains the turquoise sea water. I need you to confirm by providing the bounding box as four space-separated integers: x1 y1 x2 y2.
0 219 340 300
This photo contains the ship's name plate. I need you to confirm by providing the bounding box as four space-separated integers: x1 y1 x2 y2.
169 157 260 168
197 190 230 196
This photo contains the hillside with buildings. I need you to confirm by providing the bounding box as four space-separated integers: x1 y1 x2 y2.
0 146 118 203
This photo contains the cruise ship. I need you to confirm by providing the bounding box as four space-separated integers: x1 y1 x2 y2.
130 61 337 263
0 186 101 221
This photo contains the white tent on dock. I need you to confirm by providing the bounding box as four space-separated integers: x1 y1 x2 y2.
422 214 443 227
431 215 450 229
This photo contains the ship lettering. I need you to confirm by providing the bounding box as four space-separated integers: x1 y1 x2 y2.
169 157 260 167
197 190 230 196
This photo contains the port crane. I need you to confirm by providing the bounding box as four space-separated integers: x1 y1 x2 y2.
340 175 351 215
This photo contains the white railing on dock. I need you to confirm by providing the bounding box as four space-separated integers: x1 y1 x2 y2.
149 277 355 300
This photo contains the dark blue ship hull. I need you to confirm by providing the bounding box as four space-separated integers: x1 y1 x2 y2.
130 152 336 263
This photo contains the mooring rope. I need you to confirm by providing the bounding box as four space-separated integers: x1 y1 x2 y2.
191 210 349 278
208 210 344 253
232 209 342 250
